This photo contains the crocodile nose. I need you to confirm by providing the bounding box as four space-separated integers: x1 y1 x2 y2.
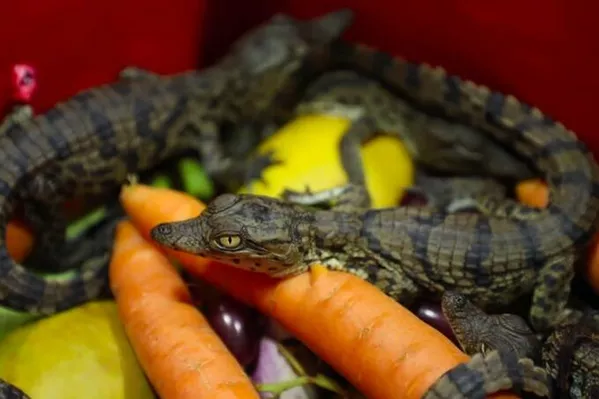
151 223 173 239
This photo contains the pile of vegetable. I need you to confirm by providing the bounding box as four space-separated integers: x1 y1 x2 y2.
1 98 598 399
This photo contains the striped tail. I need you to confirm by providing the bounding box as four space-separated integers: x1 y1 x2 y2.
330 41 599 254
0 104 110 315
274 40 599 256
422 350 552 399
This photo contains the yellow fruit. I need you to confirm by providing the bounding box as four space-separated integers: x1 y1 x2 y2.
0 301 154 399
239 114 414 208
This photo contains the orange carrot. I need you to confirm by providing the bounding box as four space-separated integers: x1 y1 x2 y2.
120 184 519 399
515 178 548 208
6 220 34 261
109 220 260 399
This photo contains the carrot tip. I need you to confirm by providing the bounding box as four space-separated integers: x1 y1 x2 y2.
309 264 328 285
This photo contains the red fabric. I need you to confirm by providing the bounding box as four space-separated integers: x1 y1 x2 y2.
1 0 598 151
0 0 205 113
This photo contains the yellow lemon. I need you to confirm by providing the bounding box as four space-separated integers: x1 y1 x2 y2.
239 114 414 208
0 301 154 399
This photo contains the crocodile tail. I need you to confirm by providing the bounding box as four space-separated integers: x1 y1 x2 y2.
421 350 551 399
0 117 108 315
323 42 599 253
0 188 108 315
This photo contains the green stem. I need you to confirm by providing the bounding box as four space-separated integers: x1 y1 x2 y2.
275 342 307 376
256 376 313 395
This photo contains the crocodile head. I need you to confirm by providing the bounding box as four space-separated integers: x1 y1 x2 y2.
218 9 355 116
441 291 541 360
150 193 315 277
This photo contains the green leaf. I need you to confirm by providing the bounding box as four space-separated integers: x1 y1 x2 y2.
150 174 173 188
178 158 214 199
66 207 107 240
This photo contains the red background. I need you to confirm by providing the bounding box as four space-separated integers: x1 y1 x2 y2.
1 0 598 152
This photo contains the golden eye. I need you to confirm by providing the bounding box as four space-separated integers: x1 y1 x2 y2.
214 234 242 249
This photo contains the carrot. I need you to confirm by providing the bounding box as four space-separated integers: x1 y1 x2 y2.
109 220 260 399
515 178 548 208
6 220 34 262
120 184 518 399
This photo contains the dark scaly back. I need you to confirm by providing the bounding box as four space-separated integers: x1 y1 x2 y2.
216 10 355 123
0 9 355 315
543 310 599 398
0 75 206 315
346 42 599 254
272 40 599 255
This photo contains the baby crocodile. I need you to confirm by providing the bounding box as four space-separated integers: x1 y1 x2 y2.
0 9 354 315
276 69 538 209
150 41 599 334
423 292 599 399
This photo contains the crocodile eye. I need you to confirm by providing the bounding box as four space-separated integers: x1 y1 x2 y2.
479 342 488 354
214 234 242 250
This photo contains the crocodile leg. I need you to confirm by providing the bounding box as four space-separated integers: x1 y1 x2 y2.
220 149 283 192
353 257 421 304
242 150 282 183
440 291 541 359
422 350 551 399
529 250 576 333
409 170 531 217
178 115 233 186
411 171 509 212
446 194 543 220
411 115 535 180
422 292 552 398
0 104 34 135
118 65 281 191
282 183 371 212
282 117 378 211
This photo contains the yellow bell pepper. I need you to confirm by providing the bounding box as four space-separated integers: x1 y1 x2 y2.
0 301 154 399
240 114 414 208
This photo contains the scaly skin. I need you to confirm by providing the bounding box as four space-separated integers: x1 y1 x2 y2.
423 350 550 399
242 56 537 208
0 9 354 315
269 69 536 209
423 292 550 398
150 47 599 334
439 291 541 360
247 40 543 179
0 379 29 399
294 70 536 178
424 293 599 399
542 310 599 398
